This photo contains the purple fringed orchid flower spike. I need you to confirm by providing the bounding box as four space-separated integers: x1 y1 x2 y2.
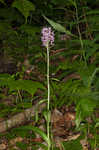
41 27 54 150
41 27 54 47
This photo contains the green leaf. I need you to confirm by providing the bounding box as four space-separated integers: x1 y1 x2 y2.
0 74 14 87
62 139 82 150
20 126 50 146
32 126 50 146
76 98 96 127
11 126 36 138
69 0 76 8
75 111 82 128
43 15 72 35
0 73 11 78
82 99 96 115
43 110 51 122
95 121 99 128
9 80 45 96
0 74 45 96
16 142 28 150
86 10 99 15
31 142 48 150
12 0 35 22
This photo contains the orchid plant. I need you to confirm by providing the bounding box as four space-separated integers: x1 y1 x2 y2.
41 27 54 150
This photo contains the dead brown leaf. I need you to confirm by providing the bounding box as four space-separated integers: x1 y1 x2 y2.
9 137 23 145
0 143 7 150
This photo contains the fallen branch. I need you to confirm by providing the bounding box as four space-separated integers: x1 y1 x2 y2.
0 103 46 133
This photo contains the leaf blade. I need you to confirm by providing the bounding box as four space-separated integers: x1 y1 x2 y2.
12 0 35 22
43 15 74 36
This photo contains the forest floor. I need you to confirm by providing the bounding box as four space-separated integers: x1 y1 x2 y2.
0 95 98 150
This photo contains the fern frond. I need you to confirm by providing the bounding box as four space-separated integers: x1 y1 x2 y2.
0 74 45 96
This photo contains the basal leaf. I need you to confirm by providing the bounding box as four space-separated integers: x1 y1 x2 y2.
32 126 50 146
19 126 50 146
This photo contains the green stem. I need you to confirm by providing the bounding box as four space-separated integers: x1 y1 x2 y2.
47 45 50 111
47 45 50 150
75 3 87 65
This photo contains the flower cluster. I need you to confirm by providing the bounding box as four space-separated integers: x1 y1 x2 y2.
41 27 54 47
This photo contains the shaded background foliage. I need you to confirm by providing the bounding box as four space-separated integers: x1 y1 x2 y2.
0 0 99 149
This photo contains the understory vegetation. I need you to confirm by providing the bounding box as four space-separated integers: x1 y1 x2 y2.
0 0 99 150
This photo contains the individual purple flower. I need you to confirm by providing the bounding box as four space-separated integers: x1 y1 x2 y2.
41 27 54 47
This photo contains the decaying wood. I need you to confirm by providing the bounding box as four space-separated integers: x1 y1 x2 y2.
0 103 46 133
